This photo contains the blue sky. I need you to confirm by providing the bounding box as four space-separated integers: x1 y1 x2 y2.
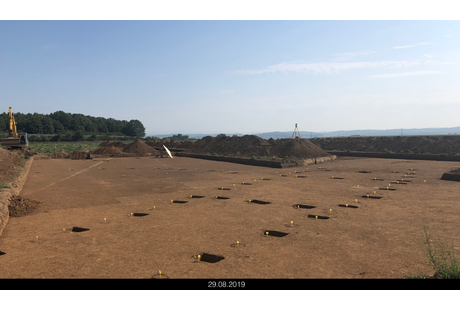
0 19 459 135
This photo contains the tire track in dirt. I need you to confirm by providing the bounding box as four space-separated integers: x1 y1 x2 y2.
27 160 110 195
151 158 169 168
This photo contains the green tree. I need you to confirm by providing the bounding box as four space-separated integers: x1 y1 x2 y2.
0 117 6 133
50 134 62 142
25 115 44 134
41 117 55 134
72 130 85 141
70 114 86 131
86 134 97 141
122 119 145 137
50 111 72 130
96 117 109 133
52 119 64 133
217 133 227 138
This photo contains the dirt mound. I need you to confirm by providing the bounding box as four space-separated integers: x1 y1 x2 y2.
122 138 159 154
0 148 22 160
69 151 91 160
181 141 195 149
145 141 156 147
311 135 460 155
99 140 113 147
52 152 70 159
0 148 25 184
188 135 328 159
8 195 41 217
441 168 460 182
270 139 329 159
109 141 126 148
92 146 124 155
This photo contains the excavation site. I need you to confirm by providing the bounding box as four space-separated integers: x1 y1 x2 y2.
0 136 459 280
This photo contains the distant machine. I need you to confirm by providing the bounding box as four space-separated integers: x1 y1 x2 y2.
291 123 301 139
1 107 29 149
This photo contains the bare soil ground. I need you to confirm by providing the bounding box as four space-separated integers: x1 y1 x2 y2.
0 156 459 278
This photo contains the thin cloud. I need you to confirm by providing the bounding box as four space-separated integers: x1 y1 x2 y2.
332 51 376 57
441 62 458 64
422 54 433 58
442 35 452 37
369 71 441 79
393 42 432 49
394 44 417 49
232 60 419 75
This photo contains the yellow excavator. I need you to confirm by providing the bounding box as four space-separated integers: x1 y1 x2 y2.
1 107 29 149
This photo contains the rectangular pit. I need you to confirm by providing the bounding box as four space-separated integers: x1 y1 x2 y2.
264 230 288 237
200 253 225 263
379 188 396 191
132 213 149 217
190 195 205 198
361 195 382 199
171 200 188 203
249 200 271 204
72 227 90 232
293 204 316 209
215 196 230 199
338 204 358 208
307 215 330 219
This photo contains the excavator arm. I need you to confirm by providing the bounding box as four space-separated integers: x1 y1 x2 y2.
8 107 18 138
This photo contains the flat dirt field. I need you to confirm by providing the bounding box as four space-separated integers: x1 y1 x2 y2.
1 156 459 279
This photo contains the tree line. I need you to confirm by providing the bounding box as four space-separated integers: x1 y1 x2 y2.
0 110 146 137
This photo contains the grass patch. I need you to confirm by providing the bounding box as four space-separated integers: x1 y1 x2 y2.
405 224 460 279
0 183 10 188
29 142 102 156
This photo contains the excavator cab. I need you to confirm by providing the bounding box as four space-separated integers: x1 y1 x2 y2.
1 132 28 149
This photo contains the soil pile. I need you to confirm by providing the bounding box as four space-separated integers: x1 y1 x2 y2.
188 135 329 159
0 148 24 184
145 141 157 148
52 152 70 159
99 140 113 147
12 149 37 157
311 135 460 155
122 139 159 154
0 148 23 161
109 141 126 148
441 168 460 182
8 195 41 217
180 141 195 149
69 151 91 160
270 139 330 159
92 146 124 155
